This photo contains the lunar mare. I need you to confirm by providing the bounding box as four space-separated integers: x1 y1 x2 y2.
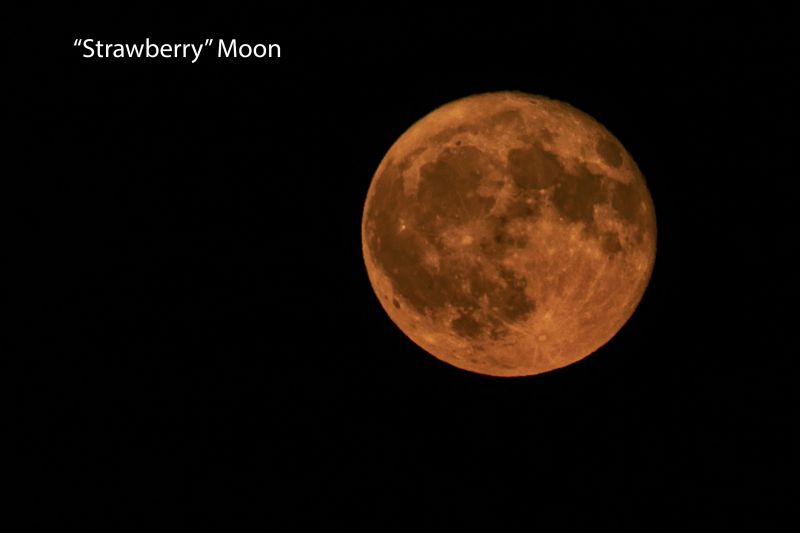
362 92 656 377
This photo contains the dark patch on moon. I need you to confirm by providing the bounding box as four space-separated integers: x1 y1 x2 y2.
496 268 535 321
479 211 532 259
596 138 623 168
448 268 536 340
366 146 536 342
611 180 644 223
451 312 483 338
417 146 497 223
601 231 623 254
486 110 523 130
504 141 650 244
507 143 620 238
507 143 561 190
538 128 555 143
504 198 540 220
366 164 446 312
551 162 605 232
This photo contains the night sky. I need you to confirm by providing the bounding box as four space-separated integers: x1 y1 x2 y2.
14 5 795 529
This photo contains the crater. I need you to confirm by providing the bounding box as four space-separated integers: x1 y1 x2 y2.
486 109 523 131
600 231 623 255
596 138 623 168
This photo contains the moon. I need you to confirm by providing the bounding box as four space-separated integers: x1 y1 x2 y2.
361 92 656 377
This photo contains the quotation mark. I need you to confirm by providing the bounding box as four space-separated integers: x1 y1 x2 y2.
205 38 213 46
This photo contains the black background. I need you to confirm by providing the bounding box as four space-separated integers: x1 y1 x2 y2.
14 4 796 529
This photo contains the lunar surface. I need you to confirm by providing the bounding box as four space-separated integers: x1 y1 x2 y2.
361 92 656 377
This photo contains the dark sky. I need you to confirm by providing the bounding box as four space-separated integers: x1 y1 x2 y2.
13 5 796 529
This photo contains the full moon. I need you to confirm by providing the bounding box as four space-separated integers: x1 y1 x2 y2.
361 92 656 377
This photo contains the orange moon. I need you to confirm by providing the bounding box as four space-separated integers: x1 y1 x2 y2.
361 92 656 377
